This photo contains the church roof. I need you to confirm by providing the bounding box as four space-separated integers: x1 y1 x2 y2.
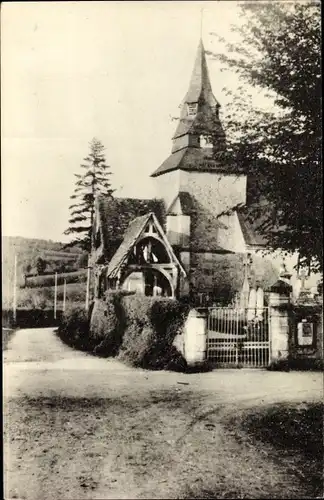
185 39 217 105
106 212 186 279
237 203 270 248
173 39 219 141
107 213 150 278
96 196 165 258
151 147 234 178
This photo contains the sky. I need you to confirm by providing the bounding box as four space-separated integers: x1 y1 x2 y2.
2 1 265 243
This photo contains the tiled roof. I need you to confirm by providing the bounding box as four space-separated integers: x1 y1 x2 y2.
184 39 217 105
96 196 165 258
173 40 219 140
151 147 234 178
107 214 150 278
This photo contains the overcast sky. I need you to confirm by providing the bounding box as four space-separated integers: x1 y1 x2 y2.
2 1 265 242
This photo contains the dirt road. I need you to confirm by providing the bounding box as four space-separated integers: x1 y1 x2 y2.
4 328 323 499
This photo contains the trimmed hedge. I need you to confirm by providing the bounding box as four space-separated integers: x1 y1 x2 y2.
57 304 94 351
118 295 189 371
24 270 87 288
2 308 62 329
59 292 189 371
89 291 130 356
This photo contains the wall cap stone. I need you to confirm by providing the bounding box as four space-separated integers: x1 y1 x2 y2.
267 279 293 294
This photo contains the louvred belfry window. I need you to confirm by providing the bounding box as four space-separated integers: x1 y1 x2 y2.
187 103 198 116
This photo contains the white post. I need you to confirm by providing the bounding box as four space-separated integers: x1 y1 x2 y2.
63 278 67 312
54 272 58 319
85 255 90 311
13 254 17 324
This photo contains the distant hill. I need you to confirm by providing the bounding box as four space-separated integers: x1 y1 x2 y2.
2 236 84 291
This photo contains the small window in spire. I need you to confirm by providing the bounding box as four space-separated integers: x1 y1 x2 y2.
200 135 213 149
187 103 198 116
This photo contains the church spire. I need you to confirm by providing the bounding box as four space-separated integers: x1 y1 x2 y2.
151 37 228 178
182 38 218 108
171 38 225 152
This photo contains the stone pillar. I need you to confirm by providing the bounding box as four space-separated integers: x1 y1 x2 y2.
183 308 207 367
267 279 292 362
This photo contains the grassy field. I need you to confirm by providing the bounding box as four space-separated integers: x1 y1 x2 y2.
3 282 88 310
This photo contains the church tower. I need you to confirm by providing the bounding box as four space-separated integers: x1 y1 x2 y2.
150 39 247 295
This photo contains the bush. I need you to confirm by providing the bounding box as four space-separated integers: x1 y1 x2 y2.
288 357 324 371
118 296 189 371
2 308 62 328
57 305 93 351
89 290 134 357
25 270 87 288
267 358 290 372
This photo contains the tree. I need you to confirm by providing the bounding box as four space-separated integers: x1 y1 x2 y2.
36 257 47 275
22 263 32 287
77 251 89 269
64 138 114 252
207 2 321 272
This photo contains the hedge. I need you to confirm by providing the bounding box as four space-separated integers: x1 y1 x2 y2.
23 270 87 288
118 294 189 371
57 304 94 352
89 291 130 356
59 292 189 371
2 308 63 329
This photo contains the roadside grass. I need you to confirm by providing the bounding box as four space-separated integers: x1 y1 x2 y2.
5 388 321 500
222 401 324 499
2 328 16 350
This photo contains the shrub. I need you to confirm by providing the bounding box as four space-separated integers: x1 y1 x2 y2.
57 305 93 351
2 308 62 328
288 357 324 371
90 290 133 357
25 270 87 288
267 358 290 372
118 296 189 371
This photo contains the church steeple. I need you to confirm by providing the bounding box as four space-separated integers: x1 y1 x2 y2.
151 38 227 178
171 38 225 153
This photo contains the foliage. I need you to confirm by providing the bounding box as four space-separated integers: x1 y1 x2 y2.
77 251 89 269
2 236 82 296
36 257 47 275
3 308 63 329
118 295 188 371
235 402 323 498
6 282 87 310
23 270 87 288
57 305 94 351
208 2 321 271
90 297 122 356
64 138 115 252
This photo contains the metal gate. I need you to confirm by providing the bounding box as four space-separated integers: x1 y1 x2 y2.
207 307 271 367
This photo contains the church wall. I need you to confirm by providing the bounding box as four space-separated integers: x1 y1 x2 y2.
166 214 190 247
179 171 247 215
154 169 181 209
217 212 246 253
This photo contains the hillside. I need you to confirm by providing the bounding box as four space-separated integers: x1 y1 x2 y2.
2 236 84 289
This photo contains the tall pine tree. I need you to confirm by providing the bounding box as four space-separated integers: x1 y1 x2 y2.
64 138 114 251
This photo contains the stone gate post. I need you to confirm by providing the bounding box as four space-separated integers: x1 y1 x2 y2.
183 308 208 368
267 279 292 363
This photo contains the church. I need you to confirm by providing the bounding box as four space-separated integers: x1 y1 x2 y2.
91 39 318 303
